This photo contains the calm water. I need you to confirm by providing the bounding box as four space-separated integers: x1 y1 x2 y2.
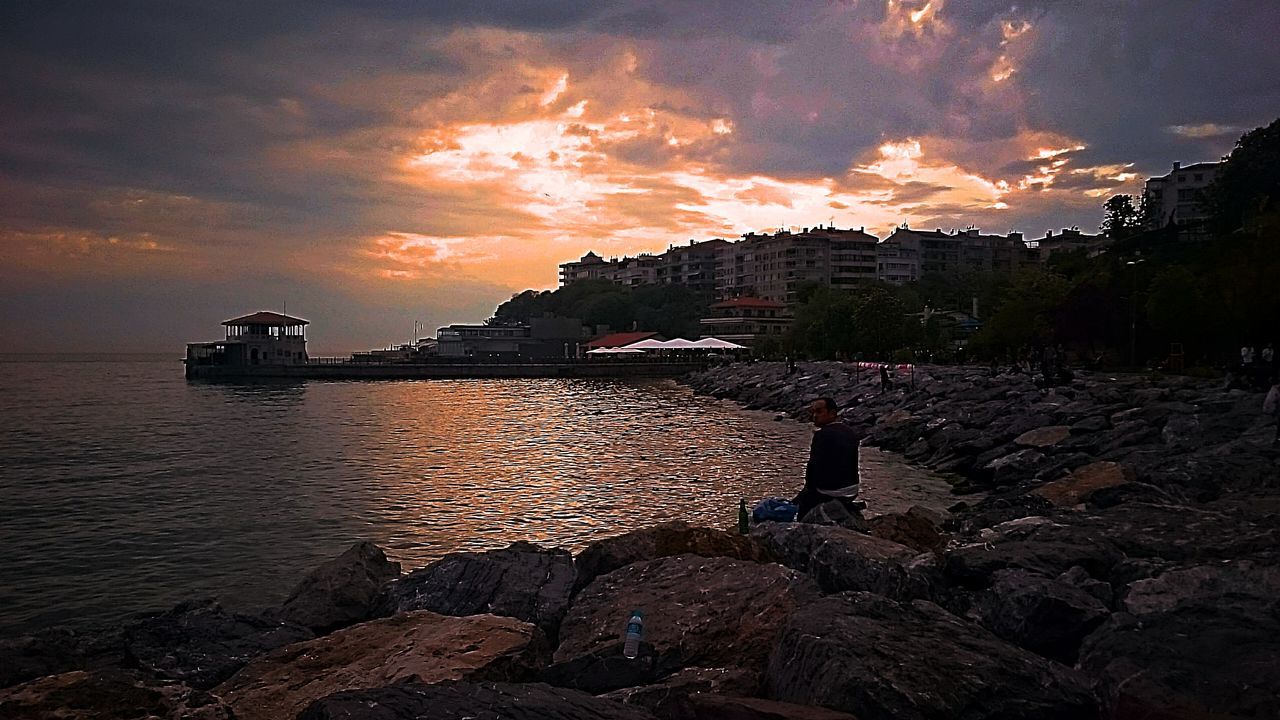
0 355 953 635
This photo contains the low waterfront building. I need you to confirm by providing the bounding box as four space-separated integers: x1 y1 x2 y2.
436 317 586 359
185 311 309 368
698 297 791 347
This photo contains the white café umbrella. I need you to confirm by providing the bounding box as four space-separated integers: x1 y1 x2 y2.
620 338 670 350
658 338 700 349
691 337 747 349
587 347 646 354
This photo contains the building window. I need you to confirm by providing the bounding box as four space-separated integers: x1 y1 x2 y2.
1194 173 1203 182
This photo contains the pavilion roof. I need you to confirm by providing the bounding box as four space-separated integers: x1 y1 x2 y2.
222 311 310 326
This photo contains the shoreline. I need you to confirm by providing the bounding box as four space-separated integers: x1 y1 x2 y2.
2 363 1277 718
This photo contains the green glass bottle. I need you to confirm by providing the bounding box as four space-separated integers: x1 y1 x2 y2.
738 498 749 535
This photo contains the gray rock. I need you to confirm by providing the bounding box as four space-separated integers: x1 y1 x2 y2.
766 592 1098 719
1161 413 1202 450
970 568 1110 664
123 599 313 690
297 681 658 720
278 541 400 633
378 541 575 640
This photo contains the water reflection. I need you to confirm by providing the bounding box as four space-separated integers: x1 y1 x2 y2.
0 361 956 635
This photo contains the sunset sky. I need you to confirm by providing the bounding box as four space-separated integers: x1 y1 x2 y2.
3 1 1277 352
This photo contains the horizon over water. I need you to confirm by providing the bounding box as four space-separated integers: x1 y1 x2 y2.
0 355 955 636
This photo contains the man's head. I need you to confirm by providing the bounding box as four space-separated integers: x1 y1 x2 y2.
810 397 839 427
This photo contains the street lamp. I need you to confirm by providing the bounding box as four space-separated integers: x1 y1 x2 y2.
1126 257 1145 367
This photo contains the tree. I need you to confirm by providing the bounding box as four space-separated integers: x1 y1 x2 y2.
1145 267 1206 354
1205 117 1280 233
969 270 1070 358
1101 194 1141 238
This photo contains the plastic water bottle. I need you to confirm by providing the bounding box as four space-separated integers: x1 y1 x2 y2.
622 610 644 659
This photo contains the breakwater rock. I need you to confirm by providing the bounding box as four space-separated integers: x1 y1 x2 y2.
2 364 1278 717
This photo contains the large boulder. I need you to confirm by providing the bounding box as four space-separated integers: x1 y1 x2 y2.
969 568 1110 664
0 626 125 690
1080 564 1280 719
122 599 313 690
1034 461 1136 507
943 517 1124 588
378 541 574 639
555 555 818 676
298 681 658 720
766 592 1098 719
278 541 401 633
867 505 947 553
574 522 774 592
0 670 232 720
751 522 928 600
213 611 547 720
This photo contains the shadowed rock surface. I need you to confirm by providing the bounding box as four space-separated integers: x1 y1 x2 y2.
0 625 125 690
969 568 1110 663
0 670 232 720
297 681 658 720
214 611 546 720
766 592 1098 719
1079 557 1280 719
278 540 401 633
600 666 760 719
556 555 818 676
122 599 313 690
377 541 575 639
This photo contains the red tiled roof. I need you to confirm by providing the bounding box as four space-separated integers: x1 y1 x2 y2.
222 311 309 326
710 297 786 309
585 331 661 348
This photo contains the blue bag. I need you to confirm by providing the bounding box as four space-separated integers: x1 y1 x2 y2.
752 497 798 523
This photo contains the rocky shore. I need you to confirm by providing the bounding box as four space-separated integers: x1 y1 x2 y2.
2 362 1278 719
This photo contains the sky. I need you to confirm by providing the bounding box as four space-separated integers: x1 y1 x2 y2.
2 1 1278 352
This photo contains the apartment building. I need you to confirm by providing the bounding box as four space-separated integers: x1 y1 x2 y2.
1142 160 1219 229
1035 228 1108 262
877 226 1036 285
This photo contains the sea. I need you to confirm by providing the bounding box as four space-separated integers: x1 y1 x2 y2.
0 354 954 635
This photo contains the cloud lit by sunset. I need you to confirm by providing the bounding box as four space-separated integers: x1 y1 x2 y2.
1 0 1276 350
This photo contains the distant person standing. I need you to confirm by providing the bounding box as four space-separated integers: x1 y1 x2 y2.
793 397 863 519
1242 345 1256 366
1262 343 1275 366
879 364 892 393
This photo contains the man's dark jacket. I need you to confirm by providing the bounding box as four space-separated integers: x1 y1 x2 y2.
805 421 862 493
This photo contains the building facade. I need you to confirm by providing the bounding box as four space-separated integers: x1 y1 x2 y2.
698 297 791 347
1142 161 1219 229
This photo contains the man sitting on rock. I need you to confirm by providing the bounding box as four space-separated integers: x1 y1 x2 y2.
793 397 865 520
